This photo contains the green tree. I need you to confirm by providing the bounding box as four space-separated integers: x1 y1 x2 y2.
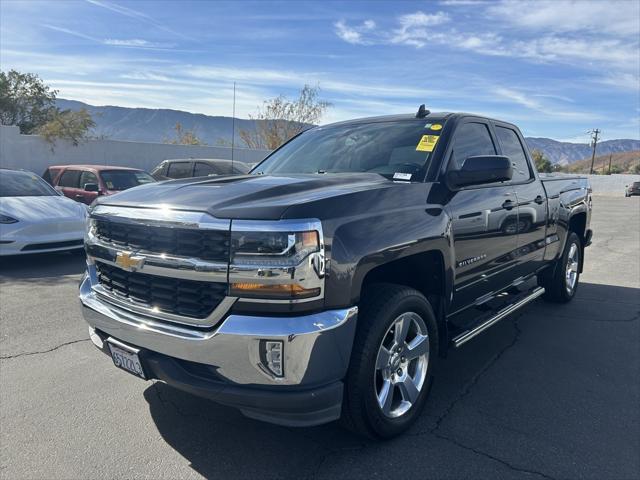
164 123 206 145
0 70 58 133
240 85 331 150
531 149 553 173
38 109 96 146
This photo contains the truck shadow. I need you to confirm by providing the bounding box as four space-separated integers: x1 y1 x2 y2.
0 250 86 283
143 281 639 478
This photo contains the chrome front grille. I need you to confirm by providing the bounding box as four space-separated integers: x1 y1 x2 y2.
94 219 229 262
95 261 227 319
86 205 234 327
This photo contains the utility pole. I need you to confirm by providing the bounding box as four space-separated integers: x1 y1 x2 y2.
607 153 612 175
231 82 236 170
588 128 600 174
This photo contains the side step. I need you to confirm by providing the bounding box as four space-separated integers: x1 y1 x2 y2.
451 287 545 348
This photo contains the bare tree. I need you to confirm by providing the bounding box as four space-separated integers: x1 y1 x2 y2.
240 85 331 150
164 123 206 145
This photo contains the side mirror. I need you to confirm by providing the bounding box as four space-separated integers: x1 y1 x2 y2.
448 155 513 188
83 183 100 192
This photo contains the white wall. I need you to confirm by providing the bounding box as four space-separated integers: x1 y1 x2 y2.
0 125 271 174
572 173 640 196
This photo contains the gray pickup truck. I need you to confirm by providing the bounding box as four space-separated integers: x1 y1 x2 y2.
80 108 592 438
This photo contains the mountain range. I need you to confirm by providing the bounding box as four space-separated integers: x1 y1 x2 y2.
57 99 640 164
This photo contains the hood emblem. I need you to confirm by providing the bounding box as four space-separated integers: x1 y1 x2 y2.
115 251 145 272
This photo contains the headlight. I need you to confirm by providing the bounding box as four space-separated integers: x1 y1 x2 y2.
229 223 325 301
231 230 319 266
0 214 18 224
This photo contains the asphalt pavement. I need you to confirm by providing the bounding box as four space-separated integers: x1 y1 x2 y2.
1 196 638 479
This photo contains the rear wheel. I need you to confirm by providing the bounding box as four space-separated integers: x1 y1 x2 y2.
341 284 438 439
539 231 582 303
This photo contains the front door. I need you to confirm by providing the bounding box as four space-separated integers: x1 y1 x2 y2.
445 121 519 313
78 170 100 205
56 169 83 202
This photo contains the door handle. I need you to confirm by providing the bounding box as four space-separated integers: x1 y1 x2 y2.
534 195 545 205
75 194 84 199
502 199 515 210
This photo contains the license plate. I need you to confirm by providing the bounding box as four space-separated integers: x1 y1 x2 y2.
108 341 146 380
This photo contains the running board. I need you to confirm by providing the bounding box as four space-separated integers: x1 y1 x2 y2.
452 287 545 348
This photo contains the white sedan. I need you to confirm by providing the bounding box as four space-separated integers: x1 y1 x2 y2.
0 169 86 256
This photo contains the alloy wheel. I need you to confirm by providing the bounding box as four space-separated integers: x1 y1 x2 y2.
374 312 429 418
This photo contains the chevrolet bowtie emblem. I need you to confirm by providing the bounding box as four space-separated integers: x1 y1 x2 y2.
115 251 145 272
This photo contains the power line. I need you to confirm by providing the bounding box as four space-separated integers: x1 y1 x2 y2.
588 128 600 175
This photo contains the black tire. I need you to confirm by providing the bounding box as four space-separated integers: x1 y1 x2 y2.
539 231 582 303
341 284 438 439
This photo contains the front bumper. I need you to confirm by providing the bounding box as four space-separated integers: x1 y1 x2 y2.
0 220 84 255
79 271 358 426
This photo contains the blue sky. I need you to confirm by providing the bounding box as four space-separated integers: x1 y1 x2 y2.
1 0 638 141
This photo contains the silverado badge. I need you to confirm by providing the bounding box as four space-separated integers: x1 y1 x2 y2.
115 251 145 272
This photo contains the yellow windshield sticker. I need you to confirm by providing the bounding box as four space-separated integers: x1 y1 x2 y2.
416 134 439 152
430 124 442 131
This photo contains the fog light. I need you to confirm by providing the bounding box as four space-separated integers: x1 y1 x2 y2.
261 340 284 377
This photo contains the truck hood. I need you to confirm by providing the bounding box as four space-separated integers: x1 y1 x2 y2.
96 173 397 220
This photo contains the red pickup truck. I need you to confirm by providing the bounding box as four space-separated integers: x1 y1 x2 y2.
43 165 155 205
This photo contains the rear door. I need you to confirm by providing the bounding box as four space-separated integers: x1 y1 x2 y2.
494 123 547 277
193 161 218 177
444 120 519 313
56 169 83 202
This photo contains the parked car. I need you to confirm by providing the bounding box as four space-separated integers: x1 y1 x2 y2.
624 181 640 197
150 158 250 180
44 165 155 205
0 168 86 255
80 109 592 439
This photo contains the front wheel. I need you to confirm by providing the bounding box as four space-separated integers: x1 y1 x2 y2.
341 284 438 439
539 231 582 303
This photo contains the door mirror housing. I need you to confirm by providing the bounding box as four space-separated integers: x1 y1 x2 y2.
448 155 513 188
83 183 100 192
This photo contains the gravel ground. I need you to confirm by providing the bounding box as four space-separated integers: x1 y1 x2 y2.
1 196 638 480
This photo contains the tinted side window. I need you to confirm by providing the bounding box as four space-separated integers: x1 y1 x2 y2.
167 162 192 179
495 126 532 182
450 122 496 170
58 170 81 188
42 168 60 184
194 162 218 176
79 171 98 187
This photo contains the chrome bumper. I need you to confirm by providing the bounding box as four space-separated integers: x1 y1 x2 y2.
79 272 358 387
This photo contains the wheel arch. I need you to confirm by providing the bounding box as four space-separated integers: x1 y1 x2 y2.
353 248 451 357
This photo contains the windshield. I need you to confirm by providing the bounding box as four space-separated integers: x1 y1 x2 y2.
255 120 441 180
0 170 59 197
101 170 155 190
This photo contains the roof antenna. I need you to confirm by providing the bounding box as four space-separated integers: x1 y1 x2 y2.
416 104 430 118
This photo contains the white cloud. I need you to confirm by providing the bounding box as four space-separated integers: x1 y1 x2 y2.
334 19 376 45
492 86 602 120
104 38 166 47
390 11 450 47
42 24 97 42
594 73 640 91
85 0 193 40
488 0 640 37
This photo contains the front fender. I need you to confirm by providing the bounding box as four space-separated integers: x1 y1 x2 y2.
323 204 453 309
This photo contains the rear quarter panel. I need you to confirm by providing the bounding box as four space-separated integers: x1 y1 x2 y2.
541 175 591 261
